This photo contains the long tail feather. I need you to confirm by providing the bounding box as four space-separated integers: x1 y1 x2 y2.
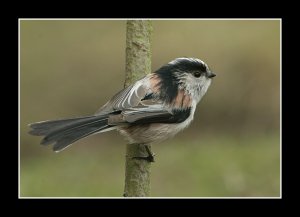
29 115 111 152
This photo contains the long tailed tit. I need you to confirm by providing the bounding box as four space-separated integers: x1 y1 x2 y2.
29 57 216 162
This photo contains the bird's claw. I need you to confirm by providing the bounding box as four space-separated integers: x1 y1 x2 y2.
132 153 155 163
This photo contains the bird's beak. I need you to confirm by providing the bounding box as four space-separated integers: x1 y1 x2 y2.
207 71 216 78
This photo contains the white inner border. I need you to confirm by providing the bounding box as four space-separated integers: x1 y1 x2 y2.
18 18 282 199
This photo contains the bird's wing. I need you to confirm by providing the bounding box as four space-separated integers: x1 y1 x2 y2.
96 73 193 124
95 74 161 115
120 106 192 124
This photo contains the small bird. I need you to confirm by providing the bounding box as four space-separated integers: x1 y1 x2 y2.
29 57 216 162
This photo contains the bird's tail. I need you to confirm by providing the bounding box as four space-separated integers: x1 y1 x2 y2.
29 114 112 152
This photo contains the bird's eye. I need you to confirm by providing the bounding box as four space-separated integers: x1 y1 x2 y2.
193 71 201 78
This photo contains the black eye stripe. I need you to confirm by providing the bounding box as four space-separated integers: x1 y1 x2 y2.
199 64 207 72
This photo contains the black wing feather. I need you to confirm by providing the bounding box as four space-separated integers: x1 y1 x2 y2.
123 108 191 124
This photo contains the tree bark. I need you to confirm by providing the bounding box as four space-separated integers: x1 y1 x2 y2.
123 20 153 197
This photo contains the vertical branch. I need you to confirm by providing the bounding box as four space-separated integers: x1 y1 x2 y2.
123 20 153 197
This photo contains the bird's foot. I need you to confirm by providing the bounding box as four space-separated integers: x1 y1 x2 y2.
131 145 155 163
132 153 155 163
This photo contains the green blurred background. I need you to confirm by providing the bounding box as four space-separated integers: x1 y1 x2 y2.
20 20 280 197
